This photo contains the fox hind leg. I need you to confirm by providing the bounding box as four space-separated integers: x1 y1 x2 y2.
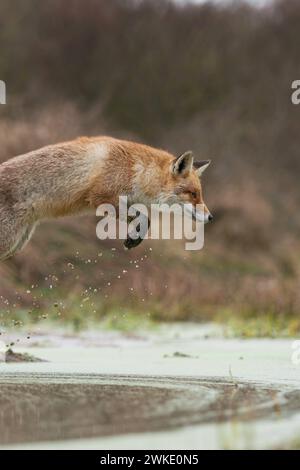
13 223 36 254
0 223 36 261
0 210 19 260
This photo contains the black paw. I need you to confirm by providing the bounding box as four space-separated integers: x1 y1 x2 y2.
123 236 144 250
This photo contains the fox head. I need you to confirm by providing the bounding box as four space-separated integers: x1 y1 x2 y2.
160 151 212 223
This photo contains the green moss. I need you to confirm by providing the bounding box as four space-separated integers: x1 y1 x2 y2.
1 285 300 338
100 309 157 332
217 308 300 338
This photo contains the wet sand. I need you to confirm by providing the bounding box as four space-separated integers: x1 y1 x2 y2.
0 324 300 449
0 374 299 446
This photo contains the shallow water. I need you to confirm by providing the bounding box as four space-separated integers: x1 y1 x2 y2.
0 374 299 446
1 326 300 449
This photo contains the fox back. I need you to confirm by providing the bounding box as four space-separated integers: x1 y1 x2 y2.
0 136 211 259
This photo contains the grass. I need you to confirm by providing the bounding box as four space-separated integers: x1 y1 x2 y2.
1 243 300 339
98 309 157 332
1 292 300 338
0 295 159 334
1 0 300 344
217 308 300 338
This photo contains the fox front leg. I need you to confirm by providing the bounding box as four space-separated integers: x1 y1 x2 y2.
123 212 150 250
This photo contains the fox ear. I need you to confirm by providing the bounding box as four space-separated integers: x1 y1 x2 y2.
172 151 194 177
194 160 211 177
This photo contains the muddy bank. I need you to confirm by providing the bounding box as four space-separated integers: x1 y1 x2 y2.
0 374 299 446
4 349 45 363
1 327 300 449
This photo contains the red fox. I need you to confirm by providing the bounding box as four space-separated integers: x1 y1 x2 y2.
0 136 212 260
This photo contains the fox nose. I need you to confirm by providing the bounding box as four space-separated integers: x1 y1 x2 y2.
208 213 213 222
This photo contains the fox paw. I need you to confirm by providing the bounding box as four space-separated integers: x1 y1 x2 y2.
123 236 144 250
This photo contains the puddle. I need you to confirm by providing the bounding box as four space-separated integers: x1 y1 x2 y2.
1 331 299 448
0 374 299 446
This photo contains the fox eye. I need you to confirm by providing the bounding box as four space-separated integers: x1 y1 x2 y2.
191 192 197 198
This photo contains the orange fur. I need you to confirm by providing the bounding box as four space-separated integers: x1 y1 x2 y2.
0 136 211 259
